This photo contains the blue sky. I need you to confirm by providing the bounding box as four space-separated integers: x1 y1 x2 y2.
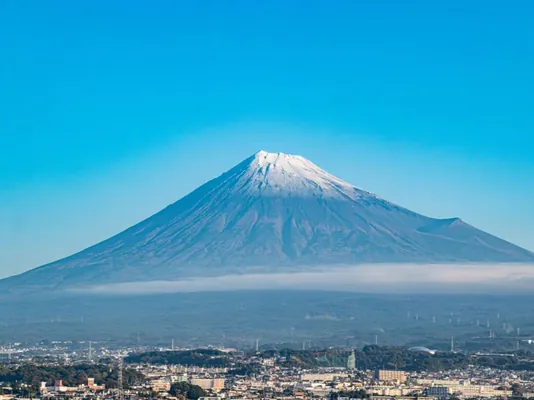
1 0 533 278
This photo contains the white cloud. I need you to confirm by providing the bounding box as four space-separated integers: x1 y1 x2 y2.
74 263 534 295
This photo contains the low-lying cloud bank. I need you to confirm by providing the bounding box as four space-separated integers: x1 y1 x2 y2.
74 263 534 295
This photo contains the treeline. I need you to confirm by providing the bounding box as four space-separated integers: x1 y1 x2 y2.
125 349 230 367
124 346 534 373
0 363 144 390
258 346 534 372
355 345 469 371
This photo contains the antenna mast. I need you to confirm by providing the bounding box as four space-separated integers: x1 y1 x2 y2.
117 357 124 400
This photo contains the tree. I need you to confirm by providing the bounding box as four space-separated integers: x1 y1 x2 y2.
169 382 207 400
511 383 526 396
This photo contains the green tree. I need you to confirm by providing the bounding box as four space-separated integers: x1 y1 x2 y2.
169 382 207 400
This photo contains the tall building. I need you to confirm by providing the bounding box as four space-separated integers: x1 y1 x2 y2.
347 350 356 369
375 370 407 383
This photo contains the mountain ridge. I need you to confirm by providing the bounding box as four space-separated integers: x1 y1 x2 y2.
2 150 533 292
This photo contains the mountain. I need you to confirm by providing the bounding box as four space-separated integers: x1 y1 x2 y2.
3 150 534 291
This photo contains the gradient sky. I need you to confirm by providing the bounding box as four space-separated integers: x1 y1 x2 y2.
1 0 533 278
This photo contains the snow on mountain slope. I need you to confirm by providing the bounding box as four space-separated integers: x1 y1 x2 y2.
3 151 534 290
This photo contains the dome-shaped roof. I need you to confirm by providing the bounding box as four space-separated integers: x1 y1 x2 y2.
408 346 436 354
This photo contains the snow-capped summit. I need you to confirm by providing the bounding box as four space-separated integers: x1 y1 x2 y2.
2 151 534 291
228 150 367 199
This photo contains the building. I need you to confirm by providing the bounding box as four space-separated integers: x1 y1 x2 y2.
87 378 105 391
171 374 188 383
151 379 171 393
452 384 512 398
375 370 407 384
301 373 347 382
408 346 436 355
191 378 225 391
425 386 451 399
40 378 104 395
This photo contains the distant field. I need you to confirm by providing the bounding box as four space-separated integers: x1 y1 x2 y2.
1 290 533 352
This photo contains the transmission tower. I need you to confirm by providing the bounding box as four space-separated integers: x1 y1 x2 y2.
117 357 124 400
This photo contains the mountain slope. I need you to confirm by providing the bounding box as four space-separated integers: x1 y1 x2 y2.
3 151 534 290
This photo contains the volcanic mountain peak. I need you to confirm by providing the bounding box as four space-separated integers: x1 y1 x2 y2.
2 150 534 292
234 150 369 200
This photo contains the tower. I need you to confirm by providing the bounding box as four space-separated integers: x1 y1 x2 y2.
450 336 454 352
117 357 124 400
347 350 356 370
88 341 92 361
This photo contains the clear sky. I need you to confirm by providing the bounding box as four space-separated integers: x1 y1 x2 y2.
1 0 533 278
